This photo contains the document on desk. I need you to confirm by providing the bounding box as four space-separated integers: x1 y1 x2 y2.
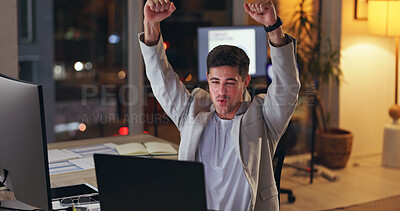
49 160 85 175
65 143 118 157
49 157 96 175
48 143 118 175
48 149 82 163
69 157 95 169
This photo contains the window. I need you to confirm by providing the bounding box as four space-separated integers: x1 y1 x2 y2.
18 0 132 142
53 0 128 141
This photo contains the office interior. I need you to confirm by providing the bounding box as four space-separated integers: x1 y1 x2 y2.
1 0 400 210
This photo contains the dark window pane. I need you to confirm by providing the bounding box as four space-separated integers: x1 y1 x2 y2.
54 0 128 141
17 0 34 43
19 61 36 82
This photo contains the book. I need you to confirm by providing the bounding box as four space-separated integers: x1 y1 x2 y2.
116 142 178 156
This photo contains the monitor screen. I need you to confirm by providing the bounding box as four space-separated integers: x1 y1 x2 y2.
197 25 269 81
0 73 52 210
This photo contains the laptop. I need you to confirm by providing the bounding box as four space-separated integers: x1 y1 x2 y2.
94 154 207 211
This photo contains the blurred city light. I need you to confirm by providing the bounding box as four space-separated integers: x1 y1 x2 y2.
119 127 129 136
163 41 169 50
108 33 120 44
79 123 87 132
85 62 93 70
74 61 84 71
118 70 126 80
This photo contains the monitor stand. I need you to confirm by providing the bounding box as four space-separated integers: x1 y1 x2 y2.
0 200 36 210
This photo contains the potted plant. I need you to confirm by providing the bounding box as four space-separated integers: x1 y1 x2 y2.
288 0 353 168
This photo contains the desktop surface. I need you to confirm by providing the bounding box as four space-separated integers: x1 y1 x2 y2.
49 134 178 188
1 134 179 210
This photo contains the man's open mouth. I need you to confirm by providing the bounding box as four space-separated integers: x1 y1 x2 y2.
217 99 227 103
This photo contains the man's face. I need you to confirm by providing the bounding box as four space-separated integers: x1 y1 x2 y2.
207 66 250 120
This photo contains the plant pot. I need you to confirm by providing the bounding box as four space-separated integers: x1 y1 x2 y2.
316 128 353 169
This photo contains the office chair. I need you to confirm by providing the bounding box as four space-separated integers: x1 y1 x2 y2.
273 148 296 204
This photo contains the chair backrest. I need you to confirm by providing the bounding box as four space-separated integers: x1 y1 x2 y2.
273 148 286 202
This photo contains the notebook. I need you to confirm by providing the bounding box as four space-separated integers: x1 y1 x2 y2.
94 154 207 211
115 142 177 156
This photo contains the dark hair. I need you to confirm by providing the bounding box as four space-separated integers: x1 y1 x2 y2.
206 45 250 80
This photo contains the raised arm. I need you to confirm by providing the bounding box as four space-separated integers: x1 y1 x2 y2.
143 0 175 46
245 0 301 141
244 0 287 47
140 0 194 129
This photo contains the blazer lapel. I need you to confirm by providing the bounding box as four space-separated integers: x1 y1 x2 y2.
231 100 251 165
179 110 215 161
231 114 244 164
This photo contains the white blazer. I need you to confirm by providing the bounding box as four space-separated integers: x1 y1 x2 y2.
139 33 300 211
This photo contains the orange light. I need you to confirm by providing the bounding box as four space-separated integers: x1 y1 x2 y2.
119 127 129 136
163 42 169 50
368 1 400 37
117 70 126 80
184 74 192 82
78 123 86 132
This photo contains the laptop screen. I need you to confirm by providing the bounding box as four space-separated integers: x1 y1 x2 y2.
94 154 207 211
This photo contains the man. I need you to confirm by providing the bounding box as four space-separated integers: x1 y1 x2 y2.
139 0 300 210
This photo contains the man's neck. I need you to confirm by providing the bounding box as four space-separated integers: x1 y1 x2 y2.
216 113 235 120
216 102 242 120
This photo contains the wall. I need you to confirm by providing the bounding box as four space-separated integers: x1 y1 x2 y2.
340 0 396 156
18 0 56 142
232 0 247 25
128 0 144 134
319 0 342 128
0 0 18 78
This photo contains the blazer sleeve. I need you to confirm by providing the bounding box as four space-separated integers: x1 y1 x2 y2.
262 35 301 142
138 33 191 129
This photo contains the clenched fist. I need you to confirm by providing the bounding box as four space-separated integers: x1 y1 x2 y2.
144 0 176 23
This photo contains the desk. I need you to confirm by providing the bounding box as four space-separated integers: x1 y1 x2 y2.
0 134 178 201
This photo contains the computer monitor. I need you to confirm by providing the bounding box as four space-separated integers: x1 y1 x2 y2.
197 25 269 81
0 73 52 210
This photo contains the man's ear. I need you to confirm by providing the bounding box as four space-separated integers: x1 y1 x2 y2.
244 74 251 88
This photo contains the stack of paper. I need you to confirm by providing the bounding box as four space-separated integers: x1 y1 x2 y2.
48 143 118 175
